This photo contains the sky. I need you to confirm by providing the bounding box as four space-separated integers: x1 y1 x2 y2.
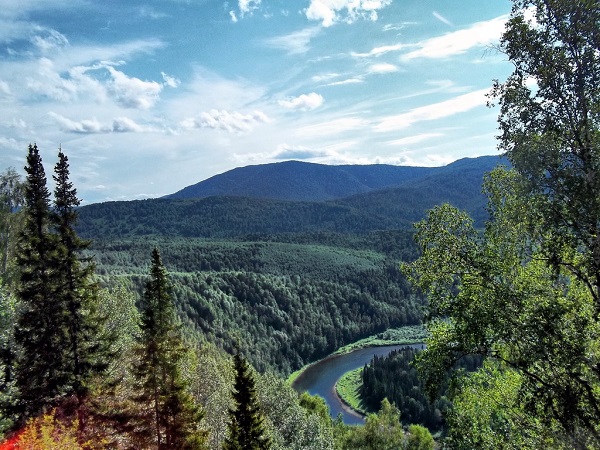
0 0 514 204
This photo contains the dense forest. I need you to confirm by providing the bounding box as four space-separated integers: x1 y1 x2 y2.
1 1 599 448
89 235 422 374
359 348 481 432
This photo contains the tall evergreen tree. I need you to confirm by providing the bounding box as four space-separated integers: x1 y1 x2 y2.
133 248 206 450
52 149 107 397
12 144 66 419
224 353 270 450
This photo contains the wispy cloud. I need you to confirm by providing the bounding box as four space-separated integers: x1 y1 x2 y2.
385 132 443 146
367 63 399 74
296 117 369 137
402 15 507 60
373 88 489 132
180 109 270 133
278 92 324 111
432 11 453 27
305 0 393 27
351 43 405 58
49 112 154 133
272 144 328 160
326 77 364 87
263 27 321 54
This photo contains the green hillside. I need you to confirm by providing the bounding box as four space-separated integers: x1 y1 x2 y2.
90 234 423 374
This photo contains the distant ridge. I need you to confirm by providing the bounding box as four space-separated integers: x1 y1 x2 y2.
164 157 503 202
77 155 506 239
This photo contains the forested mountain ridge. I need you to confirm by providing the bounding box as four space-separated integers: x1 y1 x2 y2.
164 155 503 202
76 155 503 240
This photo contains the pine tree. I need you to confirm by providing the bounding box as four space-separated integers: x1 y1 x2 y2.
52 149 107 397
224 353 270 450
133 248 206 450
12 144 66 419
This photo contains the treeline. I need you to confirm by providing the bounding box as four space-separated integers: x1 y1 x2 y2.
360 348 481 432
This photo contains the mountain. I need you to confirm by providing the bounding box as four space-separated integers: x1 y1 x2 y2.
164 156 504 202
77 155 505 240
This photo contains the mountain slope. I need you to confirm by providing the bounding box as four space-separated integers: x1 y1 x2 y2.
164 159 500 202
77 156 504 239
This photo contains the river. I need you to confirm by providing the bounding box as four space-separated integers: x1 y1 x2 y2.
292 344 425 425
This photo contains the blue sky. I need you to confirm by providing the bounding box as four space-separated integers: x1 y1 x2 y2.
0 0 513 204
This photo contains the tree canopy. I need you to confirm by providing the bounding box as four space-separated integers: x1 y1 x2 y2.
405 0 600 447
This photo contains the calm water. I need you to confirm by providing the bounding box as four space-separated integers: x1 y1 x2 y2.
292 344 425 425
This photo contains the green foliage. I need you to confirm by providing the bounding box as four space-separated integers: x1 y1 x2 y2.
257 373 334 450
446 360 560 449
87 237 423 374
131 248 206 449
360 347 462 431
406 424 434 450
52 150 109 398
402 1 600 447
340 398 405 450
224 353 270 450
7 146 111 426
13 144 66 419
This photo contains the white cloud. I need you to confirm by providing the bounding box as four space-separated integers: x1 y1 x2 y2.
306 0 393 27
30 29 69 52
273 144 328 160
402 15 507 60
296 117 368 137
326 77 364 86
161 72 180 88
367 63 399 74
239 0 261 17
230 10 238 22
374 89 489 132
107 66 163 109
432 11 453 27
278 92 324 111
49 112 152 133
312 73 340 82
49 112 109 133
351 43 405 58
263 27 321 54
180 109 270 133
385 132 443 146
112 117 148 133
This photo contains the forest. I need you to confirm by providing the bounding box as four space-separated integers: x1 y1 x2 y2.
1 0 600 449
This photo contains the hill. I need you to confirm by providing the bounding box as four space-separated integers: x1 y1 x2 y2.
78 156 503 239
165 156 503 202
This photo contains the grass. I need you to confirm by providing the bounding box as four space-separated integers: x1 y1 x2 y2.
335 367 368 415
333 324 428 355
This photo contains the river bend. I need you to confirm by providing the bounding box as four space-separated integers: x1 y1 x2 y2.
292 344 424 425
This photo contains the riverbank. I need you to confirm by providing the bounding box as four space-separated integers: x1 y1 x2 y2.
287 325 428 385
335 367 367 416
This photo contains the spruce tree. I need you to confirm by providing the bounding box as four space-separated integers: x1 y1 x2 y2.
13 144 66 419
133 248 206 450
224 353 270 450
52 149 107 397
